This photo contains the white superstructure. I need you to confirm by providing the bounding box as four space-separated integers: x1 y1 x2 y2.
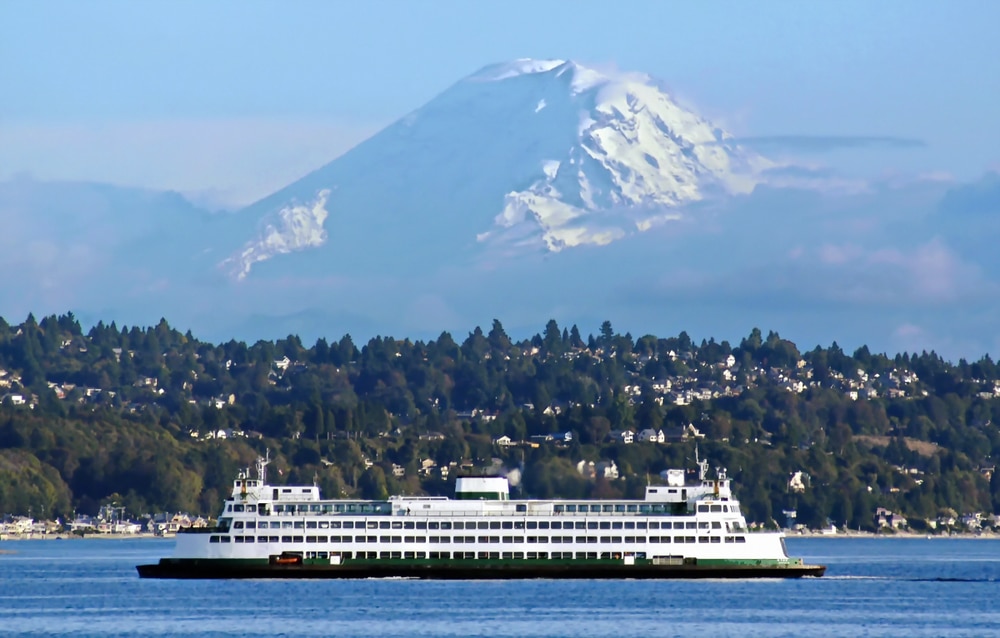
171 453 792 566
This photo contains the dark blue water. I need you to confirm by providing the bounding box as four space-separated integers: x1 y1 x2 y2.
1 537 998 637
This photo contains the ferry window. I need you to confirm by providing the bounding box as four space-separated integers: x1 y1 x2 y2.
477 522 488 530
516 504 527 512
235 536 244 543
490 522 501 530
343 505 355 513
379 522 390 530
416 522 427 530
220 536 231 543
611 522 623 529
234 505 245 513
710 536 721 543
233 521 244 529
660 536 670 543
624 522 635 530
404 552 415 559
651 505 666 514
453 522 465 530
590 505 601 513
587 537 598 544
649 522 659 530
306 536 317 543
599 522 610 530
502 552 512 559
391 521 403 529
565 505 577 513
322 505 334 513
392 536 402 543
503 536 514 543
318 536 328 543
306 521 318 529
341 522 353 529
698 522 709 529
626 505 637 513
502 521 513 529
639 505 651 514
490 536 500 543
636 522 647 530
209 536 220 543
660 522 671 530
283 488 292 493
245 536 255 543
686 522 697 530
404 522 415 529
615 505 625 513
698 505 710 513
527 552 537 560
735 536 746 543
310 505 321 513
293 536 303 543
379 536 390 543
550 522 561 530
725 536 735 543
366 522 377 529
538 522 549 529
602 505 613 513
428 522 439 530
554 505 564 513
527 522 538 530
575 536 587 544
698 537 709 543
712 522 721 529
297 505 309 513
600 536 611 543
245 521 256 529
280 536 292 543
321 522 332 529
650 536 659 543
527 536 537 544
612 537 623 543
515 521 526 529
571 521 582 530
226 505 232 512
711 505 722 513
404 536 415 543
514 552 525 559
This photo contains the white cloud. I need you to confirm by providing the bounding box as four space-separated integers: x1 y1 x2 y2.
0 117 383 208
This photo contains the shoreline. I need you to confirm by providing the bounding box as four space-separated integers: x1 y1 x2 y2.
0 532 172 542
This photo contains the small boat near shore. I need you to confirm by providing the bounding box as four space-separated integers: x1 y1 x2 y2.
137 454 825 580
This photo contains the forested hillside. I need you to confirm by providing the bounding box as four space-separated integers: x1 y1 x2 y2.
2 313 999 531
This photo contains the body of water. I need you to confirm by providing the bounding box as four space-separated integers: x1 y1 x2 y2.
0 537 997 637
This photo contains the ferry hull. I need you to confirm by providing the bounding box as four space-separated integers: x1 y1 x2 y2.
137 559 825 580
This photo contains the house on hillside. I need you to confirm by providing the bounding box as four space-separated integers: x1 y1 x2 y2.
874 507 907 529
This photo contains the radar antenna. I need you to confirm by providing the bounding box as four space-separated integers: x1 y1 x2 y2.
256 450 271 485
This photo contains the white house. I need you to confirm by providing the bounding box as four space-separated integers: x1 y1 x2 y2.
493 435 514 447
607 429 635 444
637 428 665 443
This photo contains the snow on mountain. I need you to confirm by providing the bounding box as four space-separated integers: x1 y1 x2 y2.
225 59 771 279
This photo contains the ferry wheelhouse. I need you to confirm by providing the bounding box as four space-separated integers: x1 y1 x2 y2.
137 454 825 579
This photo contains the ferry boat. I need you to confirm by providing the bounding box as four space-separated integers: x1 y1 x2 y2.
137 453 825 579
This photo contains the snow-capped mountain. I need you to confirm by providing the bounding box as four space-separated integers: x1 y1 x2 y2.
223 59 771 280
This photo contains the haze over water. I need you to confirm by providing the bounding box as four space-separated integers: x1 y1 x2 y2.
1 537 998 637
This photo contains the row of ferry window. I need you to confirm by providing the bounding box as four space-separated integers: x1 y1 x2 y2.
225 502 732 515
211 535 748 544
306 552 653 560
227 503 394 514
230 519 723 531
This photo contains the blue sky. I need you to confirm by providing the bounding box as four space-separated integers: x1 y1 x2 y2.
2 1 998 206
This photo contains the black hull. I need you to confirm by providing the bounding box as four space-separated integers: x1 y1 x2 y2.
137 561 826 580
